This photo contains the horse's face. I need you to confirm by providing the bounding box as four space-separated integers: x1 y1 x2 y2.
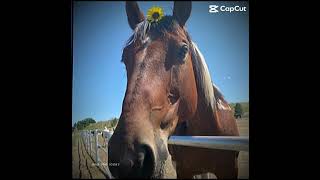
108 2 197 178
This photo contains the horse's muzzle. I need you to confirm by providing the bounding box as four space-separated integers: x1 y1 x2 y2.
109 143 155 178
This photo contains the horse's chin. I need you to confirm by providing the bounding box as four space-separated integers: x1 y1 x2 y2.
153 154 177 179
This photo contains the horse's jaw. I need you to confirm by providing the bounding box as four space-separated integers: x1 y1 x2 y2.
152 151 176 179
153 133 177 179
160 154 177 178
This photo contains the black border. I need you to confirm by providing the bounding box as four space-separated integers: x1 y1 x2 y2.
11 0 275 179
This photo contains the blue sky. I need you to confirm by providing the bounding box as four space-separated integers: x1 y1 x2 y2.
73 1 249 124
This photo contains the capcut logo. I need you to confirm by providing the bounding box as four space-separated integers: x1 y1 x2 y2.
209 5 247 13
209 5 219 13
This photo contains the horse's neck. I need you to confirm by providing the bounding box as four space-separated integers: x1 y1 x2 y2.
191 95 222 135
174 94 221 136
191 90 239 136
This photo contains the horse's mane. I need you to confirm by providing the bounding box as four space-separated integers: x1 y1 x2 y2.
124 16 225 111
212 82 225 102
189 41 217 110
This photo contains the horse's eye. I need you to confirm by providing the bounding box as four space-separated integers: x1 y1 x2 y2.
177 43 189 63
160 120 170 130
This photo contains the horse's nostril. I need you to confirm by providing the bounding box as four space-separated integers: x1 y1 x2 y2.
122 159 134 169
118 159 134 177
110 144 155 178
137 151 145 168
139 144 155 177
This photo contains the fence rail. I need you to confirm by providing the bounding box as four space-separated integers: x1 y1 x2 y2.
168 136 249 152
80 130 113 178
80 130 249 179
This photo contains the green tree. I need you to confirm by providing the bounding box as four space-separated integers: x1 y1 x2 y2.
75 118 96 130
234 103 243 119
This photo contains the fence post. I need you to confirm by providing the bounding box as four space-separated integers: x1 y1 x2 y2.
87 131 89 151
84 130 88 149
89 131 92 156
87 131 89 153
84 131 86 150
95 129 99 164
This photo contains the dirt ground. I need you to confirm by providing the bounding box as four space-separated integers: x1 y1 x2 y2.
236 118 249 179
72 132 108 179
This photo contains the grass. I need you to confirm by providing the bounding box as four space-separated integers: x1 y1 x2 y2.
83 120 116 131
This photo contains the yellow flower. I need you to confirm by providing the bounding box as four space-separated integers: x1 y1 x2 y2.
147 6 164 23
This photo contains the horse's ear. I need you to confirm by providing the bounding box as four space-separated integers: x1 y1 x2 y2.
173 1 192 27
125 1 145 30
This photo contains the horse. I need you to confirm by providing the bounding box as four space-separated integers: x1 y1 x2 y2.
108 1 239 178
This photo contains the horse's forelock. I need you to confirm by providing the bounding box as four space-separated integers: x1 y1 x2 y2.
125 20 149 47
124 16 180 49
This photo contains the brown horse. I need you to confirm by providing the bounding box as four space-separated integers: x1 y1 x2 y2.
108 1 239 179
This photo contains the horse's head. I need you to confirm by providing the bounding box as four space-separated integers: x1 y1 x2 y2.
108 1 200 178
